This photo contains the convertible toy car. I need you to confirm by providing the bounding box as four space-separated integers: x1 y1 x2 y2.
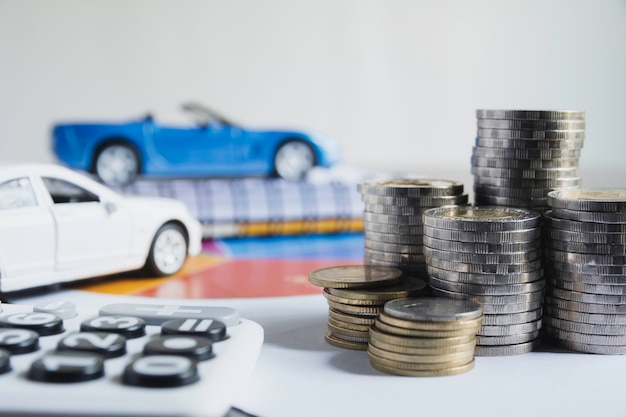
0 163 202 293
52 103 342 185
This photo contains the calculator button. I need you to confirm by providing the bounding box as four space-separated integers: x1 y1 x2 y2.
28 351 104 383
0 312 64 336
80 316 146 339
0 348 10 375
99 303 239 326
161 318 228 342
57 332 127 359
144 335 214 361
34 300 77 320
0 328 39 354
123 355 199 388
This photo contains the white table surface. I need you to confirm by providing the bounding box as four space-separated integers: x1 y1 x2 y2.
12 289 626 417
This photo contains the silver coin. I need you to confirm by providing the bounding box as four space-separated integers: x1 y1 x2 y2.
471 166 580 179
365 230 424 245
545 323 626 346
546 269 626 285
544 210 626 233
475 136 585 149
426 257 543 274
551 339 626 354
423 246 542 264
364 258 429 275
357 178 465 197
429 275 545 296
547 189 626 212
479 300 543 315
544 305 626 326
426 263 543 285
423 235 541 254
545 294 626 314
383 297 483 322
476 109 585 120
545 240 626 258
428 264 544 284
545 248 626 266
429 286 545 305
364 248 426 264
473 175 581 189
475 331 540 346
477 119 585 130
422 224 541 243
545 229 626 245
481 309 543 326
363 221 424 235
361 193 469 207
474 184 577 200
548 277 626 296
473 339 540 356
478 320 542 337
363 211 423 225
364 239 424 255
473 194 549 210
471 156 580 170
549 287 626 305
363 203 456 216
551 208 626 224
472 146 582 160
422 205 541 232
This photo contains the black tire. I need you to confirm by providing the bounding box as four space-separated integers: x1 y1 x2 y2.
273 140 316 180
93 143 140 186
144 223 189 277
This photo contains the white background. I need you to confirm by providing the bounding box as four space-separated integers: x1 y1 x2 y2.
1 0 625 189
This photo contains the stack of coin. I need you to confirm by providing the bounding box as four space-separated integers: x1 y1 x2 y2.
421 205 544 356
368 297 482 376
473 109 585 213
308 265 428 350
543 189 626 354
357 179 468 277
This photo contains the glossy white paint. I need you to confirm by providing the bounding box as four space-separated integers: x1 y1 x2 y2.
0 163 202 292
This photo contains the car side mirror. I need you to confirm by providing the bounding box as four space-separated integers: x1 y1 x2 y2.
104 201 117 214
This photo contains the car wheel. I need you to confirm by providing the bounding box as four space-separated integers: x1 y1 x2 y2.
94 143 139 186
273 140 316 180
144 223 188 276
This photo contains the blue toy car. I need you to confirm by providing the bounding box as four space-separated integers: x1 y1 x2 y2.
52 103 341 185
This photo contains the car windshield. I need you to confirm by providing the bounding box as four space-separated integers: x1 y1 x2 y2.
181 102 236 128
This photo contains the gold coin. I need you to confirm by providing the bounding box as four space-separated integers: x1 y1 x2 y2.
377 311 483 331
326 300 383 316
323 288 386 306
327 316 371 332
367 350 474 371
369 325 475 347
309 265 403 289
328 276 428 302
327 321 370 339
369 337 476 356
367 344 474 364
369 357 475 377
328 309 377 326
324 330 368 351
374 317 481 338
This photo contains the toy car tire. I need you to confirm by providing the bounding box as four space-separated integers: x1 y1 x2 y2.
93 143 140 186
273 140 316 181
144 223 189 276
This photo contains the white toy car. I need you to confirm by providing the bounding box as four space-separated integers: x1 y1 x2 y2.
0 163 202 293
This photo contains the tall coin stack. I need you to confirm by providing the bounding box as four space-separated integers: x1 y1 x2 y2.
308 265 428 350
543 189 626 354
473 109 585 213
368 297 482 376
422 206 545 356
357 179 467 278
